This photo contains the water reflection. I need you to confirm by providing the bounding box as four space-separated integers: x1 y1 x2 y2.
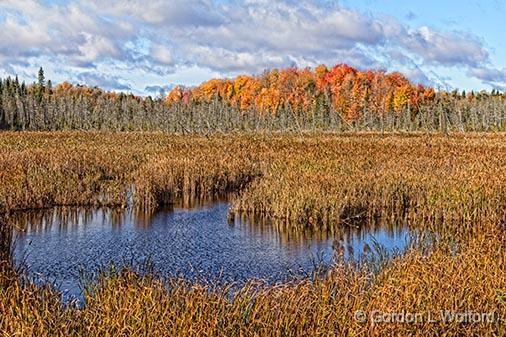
233 212 407 245
10 202 413 300
0 222 12 266
233 212 411 261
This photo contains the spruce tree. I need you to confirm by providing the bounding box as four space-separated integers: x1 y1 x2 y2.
38 67 45 88
36 67 45 104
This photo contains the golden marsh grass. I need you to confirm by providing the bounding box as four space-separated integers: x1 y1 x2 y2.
0 132 505 336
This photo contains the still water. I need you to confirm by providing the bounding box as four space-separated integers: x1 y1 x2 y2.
12 202 412 300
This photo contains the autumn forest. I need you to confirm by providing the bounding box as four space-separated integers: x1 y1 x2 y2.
1 64 506 132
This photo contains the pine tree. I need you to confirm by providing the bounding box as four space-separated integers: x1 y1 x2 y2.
36 67 45 104
38 67 45 88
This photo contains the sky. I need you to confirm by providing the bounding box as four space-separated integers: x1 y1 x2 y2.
0 0 505 95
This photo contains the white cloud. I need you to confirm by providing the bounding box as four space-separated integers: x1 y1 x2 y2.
76 72 131 91
468 66 506 83
150 44 173 65
182 46 289 73
169 2 385 64
394 26 488 66
76 34 120 64
0 0 499 92
144 84 175 95
87 0 224 27
468 66 506 90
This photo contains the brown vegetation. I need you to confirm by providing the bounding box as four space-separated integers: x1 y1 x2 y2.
0 132 505 336
231 134 506 234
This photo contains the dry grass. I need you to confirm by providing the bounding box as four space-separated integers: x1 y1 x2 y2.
0 132 505 336
133 136 267 210
0 132 154 212
231 134 506 235
0 132 267 214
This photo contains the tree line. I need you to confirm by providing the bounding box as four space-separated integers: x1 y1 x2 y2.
1 66 505 132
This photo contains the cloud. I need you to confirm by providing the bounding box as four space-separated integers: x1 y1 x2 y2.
394 26 488 66
75 34 120 65
144 84 175 95
150 44 174 65
386 50 431 85
468 66 506 91
0 0 132 63
166 1 386 72
0 0 499 92
76 72 131 91
198 2 384 52
468 66 506 83
181 46 289 73
89 0 224 27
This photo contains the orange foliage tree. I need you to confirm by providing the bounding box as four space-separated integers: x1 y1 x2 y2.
166 63 435 121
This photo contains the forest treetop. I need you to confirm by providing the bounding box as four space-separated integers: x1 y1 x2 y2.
0 65 505 132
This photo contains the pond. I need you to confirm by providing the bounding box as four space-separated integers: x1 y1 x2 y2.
10 201 413 300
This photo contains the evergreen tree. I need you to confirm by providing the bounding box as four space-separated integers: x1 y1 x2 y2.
36 67 45 104
38 67 45 88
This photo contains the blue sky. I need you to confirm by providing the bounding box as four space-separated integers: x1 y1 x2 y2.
1 0 505 95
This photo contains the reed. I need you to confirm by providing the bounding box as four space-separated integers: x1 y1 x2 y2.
0 132 505 232
230 133 506 234
1 132 505 335
133 136 266 209
1 132 505 233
